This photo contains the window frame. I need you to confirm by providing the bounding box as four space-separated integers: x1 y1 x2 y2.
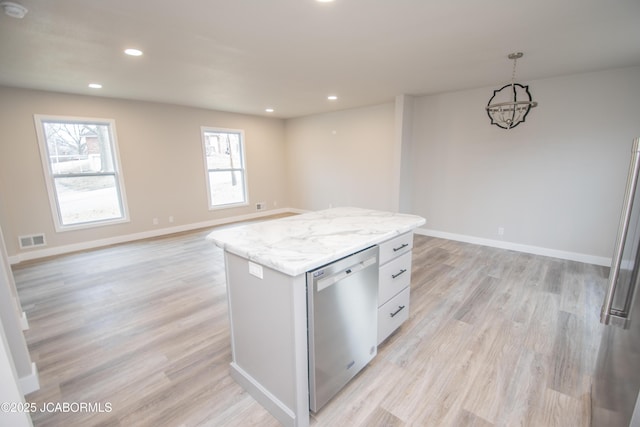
34 114 130 232
200 126 249 210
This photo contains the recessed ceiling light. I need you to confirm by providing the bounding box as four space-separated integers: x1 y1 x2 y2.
88 83 102 89
1 1 28 19
316 0 335 3
265 108 274 113
124 48 143 57
327 95 338 101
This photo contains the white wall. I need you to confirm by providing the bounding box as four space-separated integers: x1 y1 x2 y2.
0 314 33 427
411 66 640 260
285 102 396 211
0 223 36 393
0 87 289 259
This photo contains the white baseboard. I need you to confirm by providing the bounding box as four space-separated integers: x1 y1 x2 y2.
19 311 28 331
9 211 611 267
230 363 298 427
19 362 39 395
287 208 308 214
415 227 611 267
9 208 298 265
11 296 29 330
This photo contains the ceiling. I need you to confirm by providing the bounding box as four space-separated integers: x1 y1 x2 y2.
1 0 639 119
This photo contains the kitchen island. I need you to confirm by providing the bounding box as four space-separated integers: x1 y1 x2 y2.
207 207 425 427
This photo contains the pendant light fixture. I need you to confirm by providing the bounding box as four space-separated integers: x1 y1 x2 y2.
486 52 538 130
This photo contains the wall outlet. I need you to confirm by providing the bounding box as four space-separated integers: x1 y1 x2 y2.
168 215 174 223
153 218 159 225
256 202 265 210
498 227 505 236
249 261 263 279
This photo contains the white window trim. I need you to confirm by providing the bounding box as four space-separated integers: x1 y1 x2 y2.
201 126 249 210
34 114 130 232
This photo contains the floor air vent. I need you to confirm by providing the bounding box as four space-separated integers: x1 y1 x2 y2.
19 234 46 249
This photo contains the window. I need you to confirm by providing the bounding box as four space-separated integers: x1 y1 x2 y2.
34 115 129 230
201 127 248 209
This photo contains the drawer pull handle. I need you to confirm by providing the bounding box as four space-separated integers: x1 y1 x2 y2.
390 305 406 318
392 269 407 279
393 243 409 252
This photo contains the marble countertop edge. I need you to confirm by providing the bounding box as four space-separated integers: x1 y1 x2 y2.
207 207 426 276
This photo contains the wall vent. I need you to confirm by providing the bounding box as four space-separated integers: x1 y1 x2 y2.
19 234 46 249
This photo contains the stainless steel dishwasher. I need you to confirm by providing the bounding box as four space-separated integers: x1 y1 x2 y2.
306 245 379 412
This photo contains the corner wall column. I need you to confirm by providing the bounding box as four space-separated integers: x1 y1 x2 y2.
392 94 414 213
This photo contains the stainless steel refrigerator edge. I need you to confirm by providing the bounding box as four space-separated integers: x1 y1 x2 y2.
592 137 640 427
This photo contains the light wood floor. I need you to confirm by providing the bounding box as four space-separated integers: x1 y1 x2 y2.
13 222 607 426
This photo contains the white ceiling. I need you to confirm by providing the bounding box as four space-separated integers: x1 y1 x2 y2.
1 0 639 118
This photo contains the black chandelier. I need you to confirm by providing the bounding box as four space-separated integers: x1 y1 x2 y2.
486 52 538 130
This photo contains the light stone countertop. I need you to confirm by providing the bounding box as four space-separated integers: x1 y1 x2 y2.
206 207 426 276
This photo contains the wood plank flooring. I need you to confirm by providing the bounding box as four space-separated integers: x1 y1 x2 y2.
12 222 607 426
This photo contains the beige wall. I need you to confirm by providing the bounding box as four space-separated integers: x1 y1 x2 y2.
284 102 396 211
0 87 288 257
2 66 639 262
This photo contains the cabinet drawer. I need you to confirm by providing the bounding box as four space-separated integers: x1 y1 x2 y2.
379 251 412 306
379 232 413 265
377 286 410 345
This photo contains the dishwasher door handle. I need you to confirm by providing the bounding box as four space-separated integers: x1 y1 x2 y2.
316 256 377 292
